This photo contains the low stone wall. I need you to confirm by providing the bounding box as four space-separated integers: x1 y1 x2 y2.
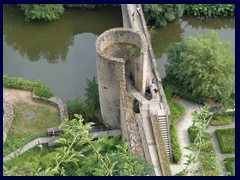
32 90 68 121
150 114 171 176
119 80 144 156
3 98 14 142
3 88 68 142
135 113 152 164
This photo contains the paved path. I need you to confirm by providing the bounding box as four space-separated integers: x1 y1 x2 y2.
170 98 202 175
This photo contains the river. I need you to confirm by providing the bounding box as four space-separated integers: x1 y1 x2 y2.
3 5 235 100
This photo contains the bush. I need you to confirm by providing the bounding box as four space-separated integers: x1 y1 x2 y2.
224 157 235 176
188 125 211 144
66 98 92 120
165 31 235 108
184 4 235 17
3 75 53 98
18 4 64 21
211 115 235 126
143 4 184 27
216 128 235 153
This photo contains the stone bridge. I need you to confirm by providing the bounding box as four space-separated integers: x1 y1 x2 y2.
96 4 172 176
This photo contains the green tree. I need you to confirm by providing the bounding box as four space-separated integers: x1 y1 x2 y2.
165 31 235 108
84 77 99 112
18 4 64 21
4 115 153 176
143 4 184 27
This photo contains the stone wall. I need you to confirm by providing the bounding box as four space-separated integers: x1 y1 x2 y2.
96 28 147 128
3 88 68 142
150 114 171 176
119 80 144 156
3 98 14 142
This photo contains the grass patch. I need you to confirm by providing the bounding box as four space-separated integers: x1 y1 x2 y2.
224 157 235 176
3 145 51 176
216 128 235 153
211 115 235 126
4 101 60 156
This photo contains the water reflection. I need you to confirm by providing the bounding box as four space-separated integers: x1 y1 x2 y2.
3 5 122 64
3 5 122 99
152 17 235 79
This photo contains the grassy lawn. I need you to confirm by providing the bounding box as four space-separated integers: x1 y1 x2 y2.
211 115 235 126
216 128 235 153
4 100 60 156
224 157 235 176
3 145 52 176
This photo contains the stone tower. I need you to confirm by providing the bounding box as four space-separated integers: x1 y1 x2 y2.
96 28 147 128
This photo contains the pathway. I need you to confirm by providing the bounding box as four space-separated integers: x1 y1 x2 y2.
170 98 202 175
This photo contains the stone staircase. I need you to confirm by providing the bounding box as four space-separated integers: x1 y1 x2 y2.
157 114 171 160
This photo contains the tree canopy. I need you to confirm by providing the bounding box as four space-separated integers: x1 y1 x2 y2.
165 31 235 107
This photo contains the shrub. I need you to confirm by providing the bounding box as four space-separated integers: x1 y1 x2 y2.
216 128 235 153
3 75 53 98
165 31 235 108
224 157 235 176
18 4 64 21
143 4 184 27
66 98 92 120
211 115 235 126
184 4 235 17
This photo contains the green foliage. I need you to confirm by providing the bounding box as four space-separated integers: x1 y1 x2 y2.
188 125 211 144
211 114 235 126
165 31 235 108
163 83 185 163
178 107 222 176
84 77 99 112
4 115 153 176
3 75 54 98
224 157 235 176
66 98 92 120
126 44 140 57
216 128 235 153
64 4 119 9
143 4 184 27
18 4 64 21
184 4 235 17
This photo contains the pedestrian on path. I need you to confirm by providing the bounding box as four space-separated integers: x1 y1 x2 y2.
136 7 141 16
132 11 135 21
152 78 156 87
153 88 158 98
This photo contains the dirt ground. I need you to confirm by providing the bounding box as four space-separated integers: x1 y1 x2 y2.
3 87 57 111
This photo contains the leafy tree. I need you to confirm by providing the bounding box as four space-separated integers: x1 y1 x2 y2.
4 115 153 176
143 4 184 27
84 77 99 112
165 31 235 107
18 4 64 21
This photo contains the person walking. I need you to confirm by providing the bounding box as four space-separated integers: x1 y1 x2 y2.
132 11 135 21
153 88 158 98
136 7 141 16
152 78 156 87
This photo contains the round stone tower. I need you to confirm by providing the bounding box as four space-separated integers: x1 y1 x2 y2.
96 28 147 128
